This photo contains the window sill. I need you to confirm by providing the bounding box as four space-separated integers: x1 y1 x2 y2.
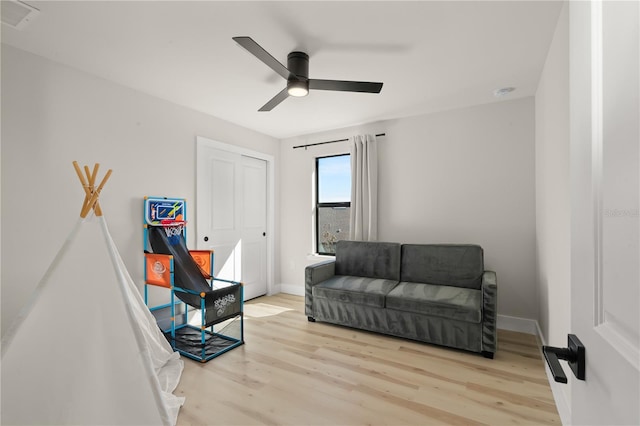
307 253 335 261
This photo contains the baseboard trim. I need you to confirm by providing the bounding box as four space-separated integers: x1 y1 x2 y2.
534 322 571 425
267 283 281 296
496 314 538 335
535 321 545 345
279 284 304 297
543 358 572 425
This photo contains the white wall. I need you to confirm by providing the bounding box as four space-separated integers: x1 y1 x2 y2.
0 45 280 335
534 4 570 422
280 97 537 320
535 3 570 349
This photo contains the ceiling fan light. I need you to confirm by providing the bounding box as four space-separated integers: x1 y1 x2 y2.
287 80 309 97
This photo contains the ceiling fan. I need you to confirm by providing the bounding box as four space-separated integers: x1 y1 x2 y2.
233 36 384 111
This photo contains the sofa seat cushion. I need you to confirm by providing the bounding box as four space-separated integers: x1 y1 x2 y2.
386 282 482 323
313 275 399 308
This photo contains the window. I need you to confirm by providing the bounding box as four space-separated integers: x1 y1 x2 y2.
316 154 351 255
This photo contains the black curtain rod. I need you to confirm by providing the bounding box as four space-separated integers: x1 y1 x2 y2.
293 133 386 150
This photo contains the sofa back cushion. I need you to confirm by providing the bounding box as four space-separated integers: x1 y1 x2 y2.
335 241 401 281
400 244 484 289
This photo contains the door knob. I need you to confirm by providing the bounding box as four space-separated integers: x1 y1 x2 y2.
204 236 209 242
542 334 586 383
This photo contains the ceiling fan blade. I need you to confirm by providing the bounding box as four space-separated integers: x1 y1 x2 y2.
233 36 291 80
259 88 289 112
309 79 383 93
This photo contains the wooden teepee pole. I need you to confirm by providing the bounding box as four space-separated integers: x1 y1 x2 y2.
73 161 90 214
73 161 112 218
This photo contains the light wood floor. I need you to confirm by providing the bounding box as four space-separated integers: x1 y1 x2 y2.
175 294 560 425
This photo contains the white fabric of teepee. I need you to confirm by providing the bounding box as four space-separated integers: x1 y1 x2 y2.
1 215 184 425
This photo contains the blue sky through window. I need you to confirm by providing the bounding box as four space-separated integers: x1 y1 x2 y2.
318 155 351 203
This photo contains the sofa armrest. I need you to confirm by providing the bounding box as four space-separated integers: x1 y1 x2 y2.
481 270 498 355
305 260 336 317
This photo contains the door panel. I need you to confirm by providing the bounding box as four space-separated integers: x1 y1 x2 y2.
243 163 267 228
199 149 241 285
197 143 268 300
570 1 640 424
242 241 262 286
211 158 235 231
213 244 236 283
601 0 640 353
240 156 267 300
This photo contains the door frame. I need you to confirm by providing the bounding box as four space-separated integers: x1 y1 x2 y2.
196 135 275 297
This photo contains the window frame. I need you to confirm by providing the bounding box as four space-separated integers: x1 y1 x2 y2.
315 154 351 256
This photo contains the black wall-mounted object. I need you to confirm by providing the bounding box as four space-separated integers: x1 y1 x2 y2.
543 334 586 383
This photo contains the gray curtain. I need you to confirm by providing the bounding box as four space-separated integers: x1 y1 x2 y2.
349 134 378 241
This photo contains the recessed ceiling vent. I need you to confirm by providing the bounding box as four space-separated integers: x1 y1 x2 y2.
493 87 516 98
1 0 40 30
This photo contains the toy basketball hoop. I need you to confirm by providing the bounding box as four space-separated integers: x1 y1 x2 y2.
160 219 185 245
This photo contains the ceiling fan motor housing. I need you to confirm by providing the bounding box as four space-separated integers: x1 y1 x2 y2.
287 51 309 79
287 51 309 96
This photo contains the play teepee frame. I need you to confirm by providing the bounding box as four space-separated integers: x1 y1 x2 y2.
1 161 184 426
72 161 112 218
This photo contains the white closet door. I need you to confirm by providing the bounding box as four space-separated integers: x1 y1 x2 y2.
197 144 267 300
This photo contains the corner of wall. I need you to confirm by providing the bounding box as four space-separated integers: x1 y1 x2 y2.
533 3 572 421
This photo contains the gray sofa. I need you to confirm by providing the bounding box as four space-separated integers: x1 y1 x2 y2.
305 241 497 358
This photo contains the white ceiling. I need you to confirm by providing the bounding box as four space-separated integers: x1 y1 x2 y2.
2 1 563 139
